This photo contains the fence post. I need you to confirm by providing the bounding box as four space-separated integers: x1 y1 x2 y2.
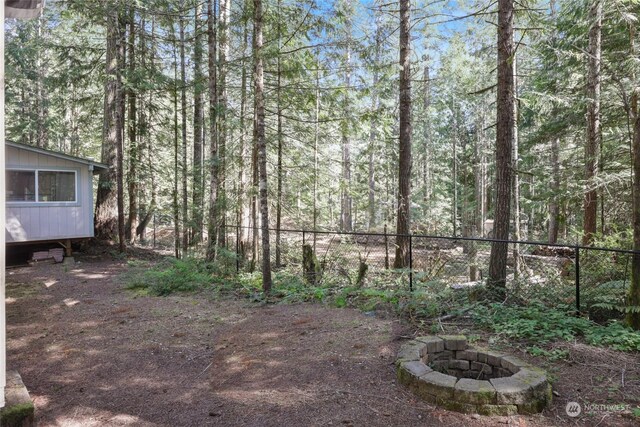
409 233 413 292
384 224 389 269
236 224 240 273
575 245 580 315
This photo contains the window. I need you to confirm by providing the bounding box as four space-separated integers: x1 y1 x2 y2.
7 170 36 202
6 169 76 203
38 171 76 202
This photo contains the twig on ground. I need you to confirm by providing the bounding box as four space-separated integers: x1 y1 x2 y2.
594 414 609 427
434 304 477 322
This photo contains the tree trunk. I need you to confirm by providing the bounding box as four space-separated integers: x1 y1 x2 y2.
172 23 181 259
583 0 602 245
179 9 189 252
139 16 157 242
217 0 229 248
393 0 412 268
627 80 640 329
368 11 382 230
238 4 251 256
470 106 486 280
422 58 431 222
116 9 126 253
206 0 219 261
275 0 284 267
628 20 640 329
548 136 560 243
512 57 521 277
192 2 205 244
452 108 458 236
254 0 273 293
340 0 353 232
95 5 120 241
36 15 48 149
126 6 138 244
487 0 515 298
314 57 320 250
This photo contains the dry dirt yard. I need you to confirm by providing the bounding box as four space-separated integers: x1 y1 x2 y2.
6 253 639 426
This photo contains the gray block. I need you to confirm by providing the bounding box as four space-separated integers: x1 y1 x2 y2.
454 378 497 405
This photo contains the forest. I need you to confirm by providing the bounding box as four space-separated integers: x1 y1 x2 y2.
4 0 640 327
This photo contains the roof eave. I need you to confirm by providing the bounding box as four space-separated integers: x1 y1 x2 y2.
6 141 109 171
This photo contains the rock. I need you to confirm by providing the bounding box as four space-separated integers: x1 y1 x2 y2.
440 335 467 351
456 350 478 361
448 359 470 370
397 360 432 387
432 350 454 361
396 342 423 363
477 351 506 367
431 360 449 371
511 368 549 399
454 378 497 405
490 376 534 405
419 371 458 399
500 355 527 373
437 398 477 414
470 362 492 375
476 404 518 416
396 335 550 415
415 336 445 354
2 371 35 427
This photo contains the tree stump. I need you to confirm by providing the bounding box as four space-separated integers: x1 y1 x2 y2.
303 244 322 285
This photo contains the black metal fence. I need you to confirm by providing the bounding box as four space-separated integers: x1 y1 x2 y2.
223 225 637 322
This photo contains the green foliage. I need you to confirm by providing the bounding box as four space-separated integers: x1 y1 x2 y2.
527 346 569 361
475 303 585 343
126 257 213 296
583 322 640 352
402 279 472 319
474 303 640 352
206 247 239 277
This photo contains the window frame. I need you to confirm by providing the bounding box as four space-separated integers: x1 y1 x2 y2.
6 168 78 205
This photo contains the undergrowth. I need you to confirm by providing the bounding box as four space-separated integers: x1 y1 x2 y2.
474 302 640 352
125 255 640 354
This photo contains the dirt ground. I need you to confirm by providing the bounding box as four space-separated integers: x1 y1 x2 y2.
5 253 639 426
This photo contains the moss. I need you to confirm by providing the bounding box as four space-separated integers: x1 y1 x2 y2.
517 398 547 415
477 404 518 416
1 402 34 426
302 244 322 285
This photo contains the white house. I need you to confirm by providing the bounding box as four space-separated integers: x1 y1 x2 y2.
5 141 107 246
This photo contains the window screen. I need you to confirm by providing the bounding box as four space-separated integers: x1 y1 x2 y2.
6 170 36 201
38 171 76 202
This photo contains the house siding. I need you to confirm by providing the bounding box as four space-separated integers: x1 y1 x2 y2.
5 145 94 242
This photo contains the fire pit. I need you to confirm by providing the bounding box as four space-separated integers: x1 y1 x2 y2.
396 335 551 415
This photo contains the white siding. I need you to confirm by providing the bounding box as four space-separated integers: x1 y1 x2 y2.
5 146 94 242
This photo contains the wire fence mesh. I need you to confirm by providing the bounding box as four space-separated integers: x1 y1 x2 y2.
223 225 636 322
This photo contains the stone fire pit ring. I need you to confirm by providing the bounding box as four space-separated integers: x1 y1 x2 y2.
396 335 552 415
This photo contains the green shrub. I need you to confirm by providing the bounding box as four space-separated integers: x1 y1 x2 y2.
474 302 640 352
584 322 640 351
126 257 213 296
